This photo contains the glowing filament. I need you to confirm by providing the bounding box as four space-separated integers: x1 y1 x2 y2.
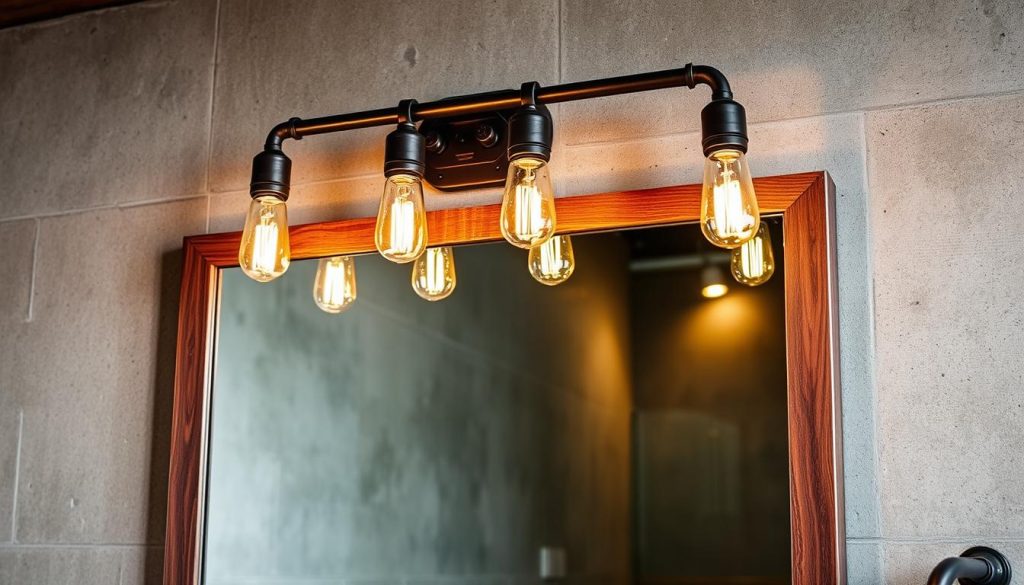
514 179 544 238
323 263 351 305
390 190 416 255
251 213 279 275
740 234 765 279
712 169 751 239
539 235 561 276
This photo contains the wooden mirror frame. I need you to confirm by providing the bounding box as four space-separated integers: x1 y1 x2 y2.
164 171 844 585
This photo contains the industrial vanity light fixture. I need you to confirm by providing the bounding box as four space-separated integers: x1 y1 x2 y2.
239 64 760 310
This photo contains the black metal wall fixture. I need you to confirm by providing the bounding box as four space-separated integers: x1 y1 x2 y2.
927 547 1012 585
239 62 766 300
250 63 746 195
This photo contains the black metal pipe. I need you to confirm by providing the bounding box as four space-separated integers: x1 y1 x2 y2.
263 64 733 150
929 557 992 585
926 547 1012 585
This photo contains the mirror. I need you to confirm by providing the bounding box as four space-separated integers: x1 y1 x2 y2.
202 218 790 585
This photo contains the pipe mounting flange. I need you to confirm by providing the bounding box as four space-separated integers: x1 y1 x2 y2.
962 546 1012 585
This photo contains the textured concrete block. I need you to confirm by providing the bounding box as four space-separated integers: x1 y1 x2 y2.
0 220 35 541
559 0 1024 145
0 0 217 219
881 541 1024 585
0 544 160 585
5 199 206 544
209 0 559 193
0 220 36 322
867 94 1024 538
845 540 882 585
553 113 880 536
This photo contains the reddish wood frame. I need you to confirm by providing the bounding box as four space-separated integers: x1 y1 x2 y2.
164 171 845 585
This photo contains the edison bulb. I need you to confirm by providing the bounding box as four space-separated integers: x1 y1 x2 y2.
411 246 456 301
500 157 556 249
700 149 759 249
731 222 775 286
528 235 575 286
313 256 357 314
375 174 427 263
239 195 290 282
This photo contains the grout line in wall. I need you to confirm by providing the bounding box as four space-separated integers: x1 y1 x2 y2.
25 219 39 323
0 543 164 551
557 0 563 84
208 170 384 197
860 86 1024 114
204 0 222 197
205 194 212 234
562 86 1024 149
0 0 173 33
10 410 23 543
0 193 211 224
848 536 1024 544
859 110 885 542
558 108 869 149
117 194 208 210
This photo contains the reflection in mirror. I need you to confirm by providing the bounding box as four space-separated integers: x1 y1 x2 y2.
205 218 788 585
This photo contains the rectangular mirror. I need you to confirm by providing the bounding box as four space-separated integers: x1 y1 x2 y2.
206 218 788 584
165 173 844 585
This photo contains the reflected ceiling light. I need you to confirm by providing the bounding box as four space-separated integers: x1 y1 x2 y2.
529 235 575 286
412 246 457 301
241 63 758 287
313 256 357 314
731 222 775 286
701 264 729 299
501 82 556 249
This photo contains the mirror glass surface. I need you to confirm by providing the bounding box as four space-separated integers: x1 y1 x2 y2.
204 219 789 585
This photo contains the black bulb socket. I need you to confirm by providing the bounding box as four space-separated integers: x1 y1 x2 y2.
508 103 553 163
250 149 291 201
701 98 749 157
384 122 426 178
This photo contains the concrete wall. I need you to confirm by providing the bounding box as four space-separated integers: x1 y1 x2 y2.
1 0 1022 583
205 234 633 585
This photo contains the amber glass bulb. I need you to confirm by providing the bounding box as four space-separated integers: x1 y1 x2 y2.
313 256 357 314
411 246 456 301
375 174 427 263
500 157 556 249
528 235 575 286
239 195 290 282
700 149 759 249
730 221 775 286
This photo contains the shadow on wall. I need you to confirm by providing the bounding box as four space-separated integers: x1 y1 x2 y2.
144 249 183 584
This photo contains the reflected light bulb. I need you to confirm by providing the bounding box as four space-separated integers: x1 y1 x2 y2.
700 149 759 249
730 222 775 286
313 256 357 314
375 174 427 263
500 157 556 249
701 263 729 299
239 195 290 282
411 246 456 301
528 235 575 286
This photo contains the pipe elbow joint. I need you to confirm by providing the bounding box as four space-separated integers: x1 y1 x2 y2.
928 557 973 585
264 117 303 151
686 64 733 100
